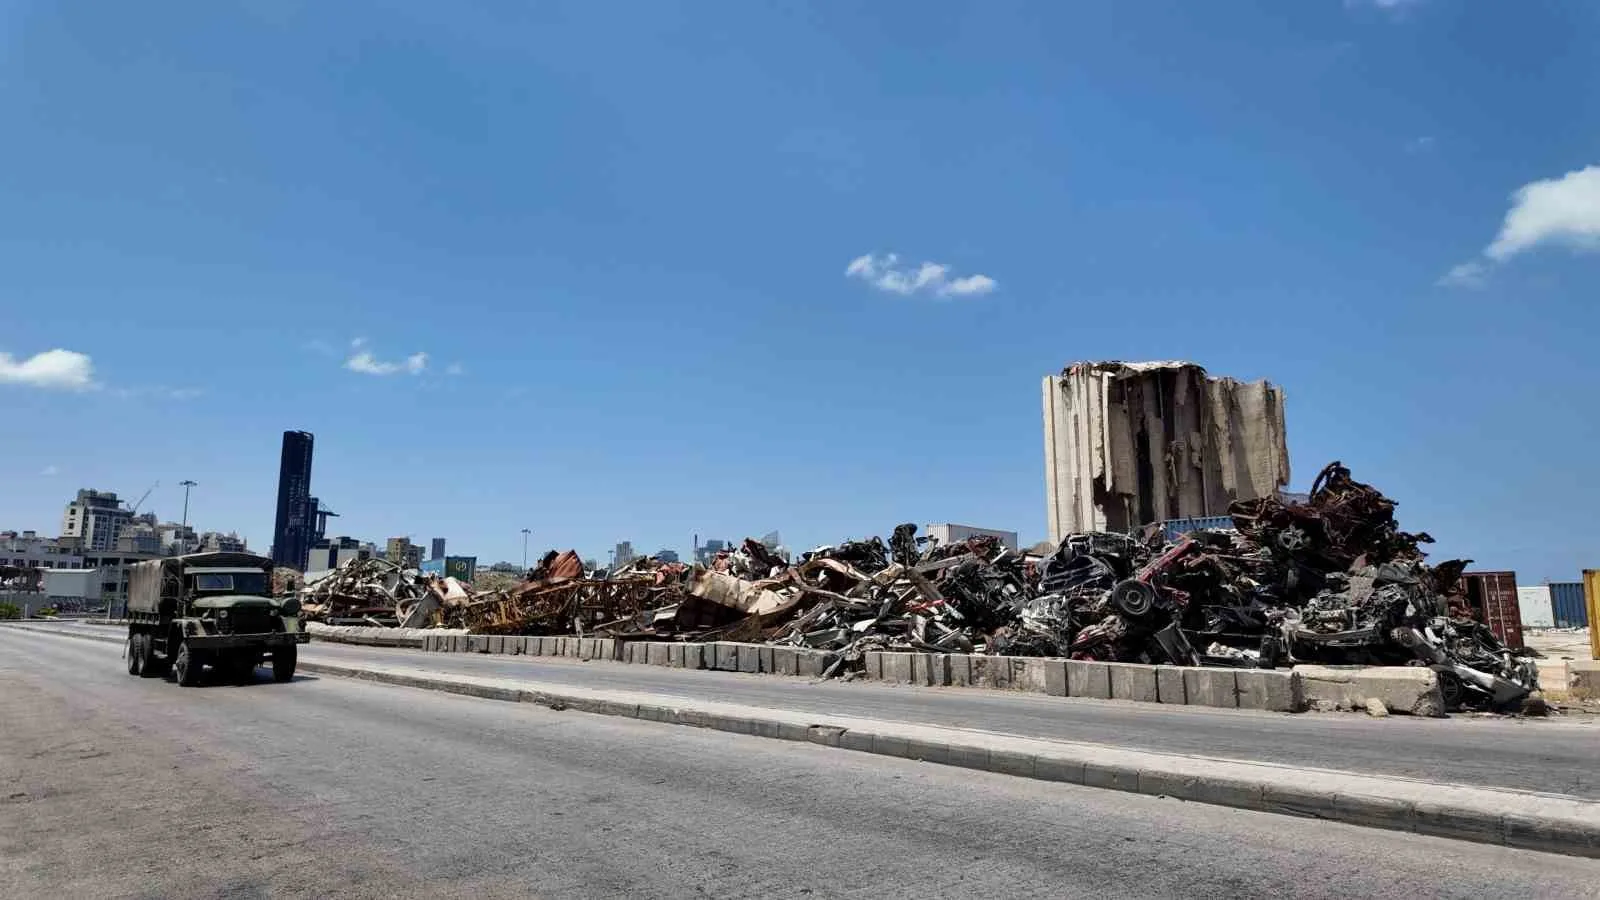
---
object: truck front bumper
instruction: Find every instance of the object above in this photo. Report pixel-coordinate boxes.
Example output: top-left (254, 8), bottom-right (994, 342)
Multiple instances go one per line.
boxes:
top-left (185, 632), bottom-right (310, 650)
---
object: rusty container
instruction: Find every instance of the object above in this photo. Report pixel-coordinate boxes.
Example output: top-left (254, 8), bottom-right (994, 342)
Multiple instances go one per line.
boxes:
top-left (1460, 571), bottom-right (1523, 649)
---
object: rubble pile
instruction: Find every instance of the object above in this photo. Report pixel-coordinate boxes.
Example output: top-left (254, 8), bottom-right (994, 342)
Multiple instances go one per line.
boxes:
top-left (295, 461), bottom-right (1538, 711)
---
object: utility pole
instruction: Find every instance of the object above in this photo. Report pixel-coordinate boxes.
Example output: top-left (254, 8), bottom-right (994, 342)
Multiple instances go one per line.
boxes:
top-left (179, 480), bottom-right (198, 553)
top-left (521, 528), bottom-right (531, 571)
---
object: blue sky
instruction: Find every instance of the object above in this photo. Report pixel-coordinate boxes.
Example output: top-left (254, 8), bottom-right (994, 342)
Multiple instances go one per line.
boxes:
top-left (2, 1), bottom-right (1597, 580)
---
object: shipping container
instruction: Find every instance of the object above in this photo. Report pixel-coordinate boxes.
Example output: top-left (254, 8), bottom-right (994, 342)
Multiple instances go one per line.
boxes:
top-left (1459, 571), bottom-right (1523, 649)
top-left (1516, 586), bottom-right (1553, 628)
top-left (1550, 582), bottom-right (1588, 629)
top-left (1154, 515), bottom-right (1237, 541)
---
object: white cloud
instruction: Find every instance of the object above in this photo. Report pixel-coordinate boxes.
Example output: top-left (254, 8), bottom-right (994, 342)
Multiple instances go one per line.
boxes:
top-left (0, 349), bottom-right (96, 390)
top-left (1485, 165), bottom-right (1600, 262)
top-left (40, 465), bottom-right (58, 477)
top-left (845, 253), bottom-right (998, 298)
top-left (1405, 136), bottom-right (1435, 154)
top-left (344, 341), bottom-right (429, 376)
top-left (1436, 261), bottom-right (1486, 289)
top-left (1438, 163), bottom-right (1600, 288)
top-left (445, 363), bottom-right (464, 376)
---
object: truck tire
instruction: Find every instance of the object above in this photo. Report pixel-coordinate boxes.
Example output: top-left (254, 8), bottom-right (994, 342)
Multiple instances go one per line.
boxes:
top-left (138, 634), bottom-right (165, 678)
top-left (174, 641), bottom-right (204, 687)
top-left (127, 634), bottom-right (143, 676)
top-left (272, 645), bottom-right (297, 683)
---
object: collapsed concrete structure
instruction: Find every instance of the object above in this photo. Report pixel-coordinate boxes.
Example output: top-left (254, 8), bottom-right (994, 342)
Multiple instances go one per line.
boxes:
top-left (1042, 361), bottom-right (1290, 543)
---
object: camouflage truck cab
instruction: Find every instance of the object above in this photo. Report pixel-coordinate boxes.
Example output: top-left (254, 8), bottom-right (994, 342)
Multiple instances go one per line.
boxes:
top-left (125, 551), bottom-right (308, 686)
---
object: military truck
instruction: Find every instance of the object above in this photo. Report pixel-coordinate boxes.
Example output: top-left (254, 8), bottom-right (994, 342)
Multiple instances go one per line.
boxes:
top-left (125, 551), bottom-right (308, 686)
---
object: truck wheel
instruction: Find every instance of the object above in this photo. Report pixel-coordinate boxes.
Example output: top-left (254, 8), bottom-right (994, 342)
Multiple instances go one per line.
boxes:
top-left (174, 641), bottom-right (204, 686)
top-left (272, 646), bottom-right (297, 683)
top-left (127, 634), bottom-right (143, 676)
top-left (138, 634), bottom-right (165, 678)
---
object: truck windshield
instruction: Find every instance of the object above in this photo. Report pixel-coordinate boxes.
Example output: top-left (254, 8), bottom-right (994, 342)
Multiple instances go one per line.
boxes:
top-left (193, 573), bottom-right (270, 594)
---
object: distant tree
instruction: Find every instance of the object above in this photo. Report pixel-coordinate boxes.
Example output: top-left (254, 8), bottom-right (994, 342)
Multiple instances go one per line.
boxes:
top-left (36, 607), bottom-right (58, 618)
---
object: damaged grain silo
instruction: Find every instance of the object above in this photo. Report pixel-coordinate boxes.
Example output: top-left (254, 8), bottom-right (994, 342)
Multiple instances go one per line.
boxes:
top-left (1041, 361), bottom-right (1289, 543)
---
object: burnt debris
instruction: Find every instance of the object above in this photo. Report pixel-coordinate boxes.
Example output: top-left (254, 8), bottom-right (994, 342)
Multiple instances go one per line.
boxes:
top-left (297, 461), bottom-right (1538, 711)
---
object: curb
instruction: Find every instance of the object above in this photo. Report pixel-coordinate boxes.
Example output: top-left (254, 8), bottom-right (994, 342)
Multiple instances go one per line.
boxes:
top-left (11, 623), bottom-right (1599, 858)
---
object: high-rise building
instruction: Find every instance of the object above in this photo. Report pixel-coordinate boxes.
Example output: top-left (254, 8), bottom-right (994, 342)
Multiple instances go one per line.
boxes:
top-left (199, 531), bottom-right (248, 553)
top-left (271, 431), bottom-right (315, 571)
top-left (694, 538), bottom-right (729, 567)
top-left (431, 537), bottom-right (446, 561)
top-left (307, 536), bottom-right (372, 572)
top-left (61, 489), bottom-right (133, 552)
top-left (1041, 361), bottom-right (1289, 542)
top-left (386, 536), bottom-right (422, 569)
top-left (613, 541), bottom-right (636, 568)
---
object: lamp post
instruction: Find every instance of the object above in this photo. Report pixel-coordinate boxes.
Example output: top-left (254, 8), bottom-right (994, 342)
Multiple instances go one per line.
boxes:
top-left (521, 528), bottom-right (531, 571)
top-left (179, 480), bottom-right (197, 553)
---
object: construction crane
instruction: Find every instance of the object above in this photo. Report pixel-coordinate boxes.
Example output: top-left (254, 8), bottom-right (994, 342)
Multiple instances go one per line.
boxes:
top-left (127, 481), bottom-right (159, 515)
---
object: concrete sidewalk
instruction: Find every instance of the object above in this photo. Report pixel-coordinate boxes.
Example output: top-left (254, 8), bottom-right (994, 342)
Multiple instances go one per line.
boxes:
top-left (10, 622), bottom-right (1599, 859)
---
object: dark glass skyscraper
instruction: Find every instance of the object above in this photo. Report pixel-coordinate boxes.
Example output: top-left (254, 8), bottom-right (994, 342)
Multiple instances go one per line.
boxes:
top-left (271, 431), bottom-right (315, 570)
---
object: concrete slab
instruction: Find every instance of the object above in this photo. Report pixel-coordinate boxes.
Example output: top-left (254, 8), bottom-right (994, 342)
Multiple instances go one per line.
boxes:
top-left (772, 647), bottom-right (799, 676)
top-left (681, 643), bottom-right (706, 670)
top-left (1568, 660), bottom-right (1600, 701)
top-left (1107, 662), bottom-right (1159, 703)
top-left (1236, 670), bottom-right (1303, 712)
top-left (467, 635), bottom-right (489, 654)
top-left (757, 645), bottom-right (776, 674)
top-left (647, 642), bottom-right (673, 667)
top-left (914, 654), bottom-right (950, 687)
top-left (863, 651), bottom-right (884, 680)
top-left (1009, 657), bottom-right (1052, 694)
top-left (713, 642), bottom-right (740, 672)
top-left (1295, 665), bottom-right (1443, 717)
top-left (1067, 660), bottom-right (1111, 699)
top-left (737, 643), bottom-right (761, 674)
top-left (796, 650), bottom-right (834, 678)
top-left (1043, 658), bottom-right (1068, 696)
top-left (948, 654), bottom-right (972, 687)
top-left (971, 654), bottom-right (1010, 689)
top-left (882, 652), bottom-right (915, 684)
top-left (1183, 668), bottom-right (1238, 708)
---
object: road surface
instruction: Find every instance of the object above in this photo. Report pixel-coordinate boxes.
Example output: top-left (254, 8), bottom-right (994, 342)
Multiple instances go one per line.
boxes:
top-left (2, 627), bottom-right (1597, 899)
top-left (24, 620), bottom-right (1594, 796)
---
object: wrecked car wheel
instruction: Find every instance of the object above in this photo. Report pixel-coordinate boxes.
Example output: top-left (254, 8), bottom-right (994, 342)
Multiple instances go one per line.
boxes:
top-left (1436, 670), bottom-right (1464, 710)
top-left (1276, 526), bottom-right (1310, 552)
top-left (1111, 580), bottom-right (1157, 618)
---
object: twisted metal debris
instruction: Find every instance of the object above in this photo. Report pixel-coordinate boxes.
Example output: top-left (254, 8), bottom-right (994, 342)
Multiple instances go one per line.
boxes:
top-left (299, 461), bottom-right (1538, 711)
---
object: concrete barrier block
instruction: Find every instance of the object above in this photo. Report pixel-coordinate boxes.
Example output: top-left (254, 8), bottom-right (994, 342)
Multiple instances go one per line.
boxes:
top-left (597, 638), bottom-right (619, 661)
top-left (1295, 665), bottom-right (1443, 716)
top-left (1009, 657), bottom-right (1052, 693)
top-left (1108, 663), bottom-right (1160, 703)
top-left (882, 652), bottom-right (915, 684)
top-left (1184, 668), bottom-right (1239, 708)
top-left (1567, 661), bottom-right (1600, 701)
top-left (1155, 665), bottom-right (1186, 703)
top-left (713, 642), bottom-right (740, 671)
top-left (971, 654), bottom-right (1011, 689)
top-left (1043, 658), bottom-right (1068, 696)
top-left (863, 651), bottom-right (884, 680)
top-left (757, 645), bottom-right (776, 674)
top-left (468, 635), bottom-right (490, 654)
top-left (667, 643), bottom-right (685, 668)
top-left (488, 635), bottom-right (507, 654)
top-left (533, 636), bottom-right (553, 656)
top-left (737, 643), bottom-right (761, 674)
top-left (947, 654), bottom-right (972, 687)
top-left (1067, 660), bottom-right (1112, 699)
top-left (914, 653), bottom-right (951, 687)
top-left (504, 636), bottom-right (523, 655)
top-left (682, 643), bottom-right (705, 670)
top-left (796, 649), bottom-right (835, 678)
top-left (772, 647), bottom-right (799, 677)
top-left (1236, 669), bottom-right (1303, 712)
top-left (641, 642), bottom-right (667, 666)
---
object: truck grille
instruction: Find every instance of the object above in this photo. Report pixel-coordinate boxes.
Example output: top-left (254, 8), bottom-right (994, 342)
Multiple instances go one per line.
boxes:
top-left (223, 608), bottom-right (277, 635)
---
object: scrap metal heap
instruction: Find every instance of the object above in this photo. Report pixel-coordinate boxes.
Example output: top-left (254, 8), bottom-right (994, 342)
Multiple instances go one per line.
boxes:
top-left (295, 462), bottom-right (1537, 711)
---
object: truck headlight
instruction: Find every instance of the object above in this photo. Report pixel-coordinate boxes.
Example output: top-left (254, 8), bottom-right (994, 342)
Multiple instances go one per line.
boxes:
top-left (218, 609), bottom-right (230, 619)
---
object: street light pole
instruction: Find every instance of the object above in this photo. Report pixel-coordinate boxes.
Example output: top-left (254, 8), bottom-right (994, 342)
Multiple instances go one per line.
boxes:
top-left (179, 480), bottom-right (197, 553)
top-left (521, 528), bottom-right (531, 571)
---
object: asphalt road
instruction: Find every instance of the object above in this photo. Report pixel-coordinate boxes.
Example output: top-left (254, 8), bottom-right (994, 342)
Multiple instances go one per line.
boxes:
top-left (3, 628), bottom-right (1599, 899)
